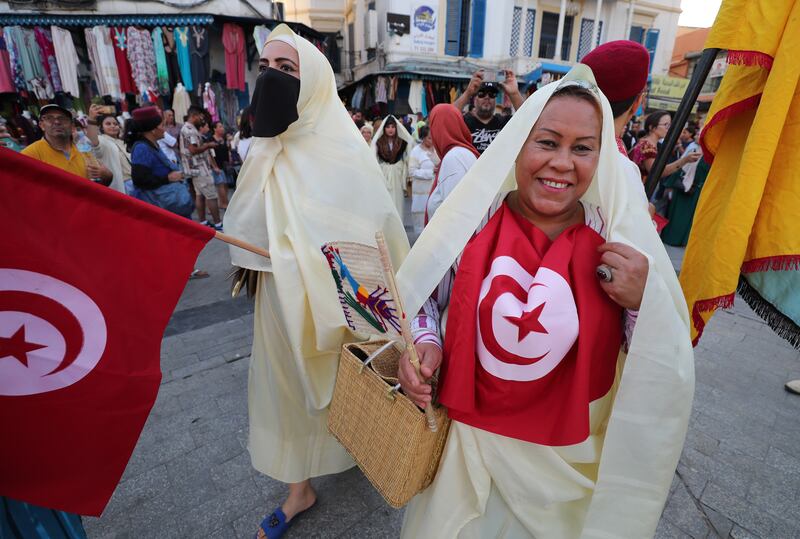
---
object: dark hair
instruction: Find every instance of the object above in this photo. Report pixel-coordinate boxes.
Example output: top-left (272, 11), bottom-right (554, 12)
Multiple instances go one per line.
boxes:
top-left (213, 121), bottom-right (224, 130)
top-left (683, 123), bottom-right (698, 137)
top-left (418, 125), bottom-right (429, 139)
top-left (550, 85), bottom-right (601, 114)
top-left (239, 107), bottom-right (252, 139)
top-left (187, 105), bottom-right (205, 118)
top-left (609, 93), bottom-right (639, 119)
top-left (97, 114), bottom-right (119, 135)
top-left (644, 110), bottom-right (670, 134)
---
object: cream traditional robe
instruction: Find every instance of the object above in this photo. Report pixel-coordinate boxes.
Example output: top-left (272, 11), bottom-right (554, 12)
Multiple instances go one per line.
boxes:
top-left (223, 25), bottom-right (409, 483)
top-left (396, 66), bottom-right (695, 538)
top-left (372, 115), bottom-right (414, 222)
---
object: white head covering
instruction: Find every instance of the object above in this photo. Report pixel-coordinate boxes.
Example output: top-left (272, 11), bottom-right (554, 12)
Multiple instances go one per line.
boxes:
top-left (397, 65), bottom-right (694, 537)
top-left (224, 25), bottom-right (409, 407)
top-left (371, 115), bottom-right (415, 158)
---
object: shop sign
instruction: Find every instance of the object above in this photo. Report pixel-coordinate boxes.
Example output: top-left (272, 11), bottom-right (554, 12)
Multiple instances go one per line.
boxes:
top-left (388, 13), bottom-right (410, 35)
top-left (411, 2), bottom-right (437, 54)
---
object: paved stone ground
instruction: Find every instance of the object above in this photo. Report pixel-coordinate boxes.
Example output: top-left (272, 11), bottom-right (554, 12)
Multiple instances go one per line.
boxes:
top-left (83, 225), bottom-right (800, 538)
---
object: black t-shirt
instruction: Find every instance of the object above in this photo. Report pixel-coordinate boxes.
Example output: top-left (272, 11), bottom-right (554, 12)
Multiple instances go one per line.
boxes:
top-left (463, 113), bottom-right (511, 153)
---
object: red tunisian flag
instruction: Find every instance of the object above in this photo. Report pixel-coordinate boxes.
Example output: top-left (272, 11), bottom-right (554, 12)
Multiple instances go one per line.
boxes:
top-left (0, 149), bottom-right (214, 515)
top-left (440, 202), bottom-right (623, 446)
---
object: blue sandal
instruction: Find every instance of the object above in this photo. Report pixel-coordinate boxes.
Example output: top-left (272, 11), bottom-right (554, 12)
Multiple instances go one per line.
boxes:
top-left (255, 508), bottom-right (289, 539)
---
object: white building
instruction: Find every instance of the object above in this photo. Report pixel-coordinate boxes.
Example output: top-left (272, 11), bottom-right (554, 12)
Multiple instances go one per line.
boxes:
top-left (333, 0), bottom-right (681, 108)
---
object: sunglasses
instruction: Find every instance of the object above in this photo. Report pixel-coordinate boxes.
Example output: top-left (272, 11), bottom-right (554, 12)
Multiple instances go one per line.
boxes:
top-left (477, 91), bottom-right (497, 99)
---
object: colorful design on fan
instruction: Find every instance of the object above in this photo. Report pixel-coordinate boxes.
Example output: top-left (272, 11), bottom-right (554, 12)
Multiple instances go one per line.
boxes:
top-left (321, 244), bottom-right (400, 334)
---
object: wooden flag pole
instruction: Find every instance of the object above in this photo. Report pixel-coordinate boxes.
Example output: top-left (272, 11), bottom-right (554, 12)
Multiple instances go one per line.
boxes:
top-left (214, 231), bottom-right (270, 258)
top-left (375, 231), bottom-right (438, 433)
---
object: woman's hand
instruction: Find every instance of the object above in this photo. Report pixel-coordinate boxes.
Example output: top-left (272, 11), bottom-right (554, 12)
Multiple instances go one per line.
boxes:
top-left (597, 242), bottom-right (649, 310)
top-left (681, 150), bottom-right (701, 165)
top-left (398, 342), bottom-right (443, 409)
top-left (168, 171), bottom-right (184, 182)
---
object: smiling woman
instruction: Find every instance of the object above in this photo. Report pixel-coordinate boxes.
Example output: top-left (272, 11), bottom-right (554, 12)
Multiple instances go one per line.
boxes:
top-left (395, 65), bottom-right (694, 538)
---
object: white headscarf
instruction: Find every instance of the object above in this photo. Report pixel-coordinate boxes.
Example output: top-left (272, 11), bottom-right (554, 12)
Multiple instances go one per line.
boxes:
top-left (397, 65), bottom-right (694, 537)
top-left (223, 25), bottom-right (409, 407)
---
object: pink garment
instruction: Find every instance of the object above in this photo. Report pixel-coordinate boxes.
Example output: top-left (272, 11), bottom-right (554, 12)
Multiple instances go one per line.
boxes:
top-left (0, 29), bottom-right (14, 93)
top-left (203, 83), bottom-right (218, 123)
top-left (34, 28), bottom-right (62, 94)
top-left (222, 23), bottom-right (245, 91)
top-left (126, 26), bottom-right (157, 96)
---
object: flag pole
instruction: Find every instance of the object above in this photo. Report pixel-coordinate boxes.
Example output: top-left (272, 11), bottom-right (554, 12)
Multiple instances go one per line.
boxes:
top-left (645, 47), bottom-right (720, 199)
top-left (214, 231), bottom-right (270, 258)
top-left (375, 231), bottom-right (439, 433)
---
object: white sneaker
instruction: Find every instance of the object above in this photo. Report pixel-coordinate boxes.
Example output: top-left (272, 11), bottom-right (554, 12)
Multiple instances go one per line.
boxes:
top-left (785, 380), bottom-right (800, 395)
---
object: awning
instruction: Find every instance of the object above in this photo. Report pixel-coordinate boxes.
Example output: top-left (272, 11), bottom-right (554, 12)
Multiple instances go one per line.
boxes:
top-left (0, 13), bottom-right (214, 27)
top-left (521, 61), bottom-right (572, 84)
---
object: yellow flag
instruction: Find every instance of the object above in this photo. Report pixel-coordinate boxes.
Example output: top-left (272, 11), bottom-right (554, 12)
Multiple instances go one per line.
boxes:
top-left (681, 0), bottom-right (800, 344)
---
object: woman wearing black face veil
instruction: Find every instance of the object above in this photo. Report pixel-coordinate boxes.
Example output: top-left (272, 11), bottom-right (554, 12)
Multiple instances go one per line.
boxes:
top-left (222, 25), bottom-right (409, 539)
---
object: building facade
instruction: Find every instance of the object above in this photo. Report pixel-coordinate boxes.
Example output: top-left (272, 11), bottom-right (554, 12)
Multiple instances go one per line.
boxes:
top-left (334, 0), bottom-right (682, 87)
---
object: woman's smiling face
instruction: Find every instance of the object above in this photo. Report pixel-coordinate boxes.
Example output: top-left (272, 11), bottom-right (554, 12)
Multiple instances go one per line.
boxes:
top-left (514, 94), bottom-right (601, 224)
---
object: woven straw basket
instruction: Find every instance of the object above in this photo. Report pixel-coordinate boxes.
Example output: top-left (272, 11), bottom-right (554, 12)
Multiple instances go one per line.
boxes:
top-left (328, 339), bottom-right (450, 508)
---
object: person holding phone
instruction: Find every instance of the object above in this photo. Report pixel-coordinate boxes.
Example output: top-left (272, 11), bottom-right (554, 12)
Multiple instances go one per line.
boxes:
top-left (452, 69), bottom-right (525, 153)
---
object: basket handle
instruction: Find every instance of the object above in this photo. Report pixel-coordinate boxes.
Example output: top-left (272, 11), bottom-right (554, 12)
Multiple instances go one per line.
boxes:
top-left (375, 231), bottom-right (439, 433)
top-left (358, 340), bottom-right (397, 374)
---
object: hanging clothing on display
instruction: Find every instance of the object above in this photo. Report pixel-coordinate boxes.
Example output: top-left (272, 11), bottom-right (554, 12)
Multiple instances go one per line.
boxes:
top-left (84, 27), bottom-right (109, 97)
top-left (3, 27), bottom-right (26, 94)
top-left (93, 26), bottom-right (121, 99)
top-left (408, 79), bottom-right (423, 114)
top-left (34, 28), bottom-right (62, 94)
top-left (252, 24), bottom-right (271, 53)
top-left (151, 27), bottom-right (171, 95)
top-left (222, 23), bottom-right (246, 91)
top-left (375, 76), bottom-right (388, 104)
top-left (172, 82), bottom-right (191, 123)
top-left (51, 26), bottom-right (80, 97)
top-left (203, 82), bottom-right (218, 123)
top-left (162, 27), bottom-right (181, 91)
top-left (189, 26), bottom-right (209, 88)
top-left (173, 26), bottom-right (193, 91)
top-left (16, 27), bottom-right (53, 100)
top-left (350, 84), bottom-right (365, 110)
top-left (126, 26), bottom-right (158, 96)
top-left (0, 28), bottom-right (16, 93)
top-left (111, 27), bottom-right (135, 94)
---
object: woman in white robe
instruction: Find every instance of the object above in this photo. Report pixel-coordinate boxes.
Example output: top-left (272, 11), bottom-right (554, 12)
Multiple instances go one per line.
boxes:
top-left (407, 125), bottom-right (439, 235)
top-left (223, 25), bottom-right (409, 539)
top-left (395, 65), bottom-right (694, 539)
top-left (372, 115), bottom-right (414, 221)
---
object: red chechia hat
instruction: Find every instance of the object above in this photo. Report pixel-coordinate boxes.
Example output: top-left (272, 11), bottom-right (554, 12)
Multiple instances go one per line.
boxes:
top-left (581, 40), bottom-right (650, 102)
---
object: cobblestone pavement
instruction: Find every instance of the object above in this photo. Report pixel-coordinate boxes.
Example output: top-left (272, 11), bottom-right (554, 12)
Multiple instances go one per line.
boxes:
top-left (83, 236), bottom-right (800, 538)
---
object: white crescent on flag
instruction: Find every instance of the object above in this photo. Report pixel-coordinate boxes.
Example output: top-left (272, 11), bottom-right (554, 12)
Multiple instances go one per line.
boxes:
top-left (0, 268), bottom-right (107, 396)
top-left (476, 256), bottom-right (579, 381)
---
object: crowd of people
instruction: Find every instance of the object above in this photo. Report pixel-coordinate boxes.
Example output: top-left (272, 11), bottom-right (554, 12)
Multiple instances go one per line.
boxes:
top-left (3, 32), bottom-right (723, 539)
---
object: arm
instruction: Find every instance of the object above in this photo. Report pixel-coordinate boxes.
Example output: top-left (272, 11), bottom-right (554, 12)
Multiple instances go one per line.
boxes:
top-left (499, 69), bottom-right (525, 110)
top-left (453, 70), bottom-right (485, 112)
top-left (642, 146), bottom-right (700, 179)
top-left (85, 104), bottom-right (103, 147)
top-left (427, 150), bottom-right (475, 218)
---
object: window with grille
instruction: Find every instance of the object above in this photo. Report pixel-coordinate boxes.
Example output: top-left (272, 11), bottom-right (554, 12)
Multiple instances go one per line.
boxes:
top-left (510, 6), bottom-right (522, 56)
top-left (524, 9), bottom-right (536, 56)
top-left (577, 18), bottom-right (603, 61)
top-left (539, 12), bottom-right (573, 60)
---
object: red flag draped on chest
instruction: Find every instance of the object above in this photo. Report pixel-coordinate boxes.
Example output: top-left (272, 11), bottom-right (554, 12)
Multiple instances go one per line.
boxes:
top-left (0, 149), bottom-right (213, 515)
top-left (440, 202), bottom-right (622, 446)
